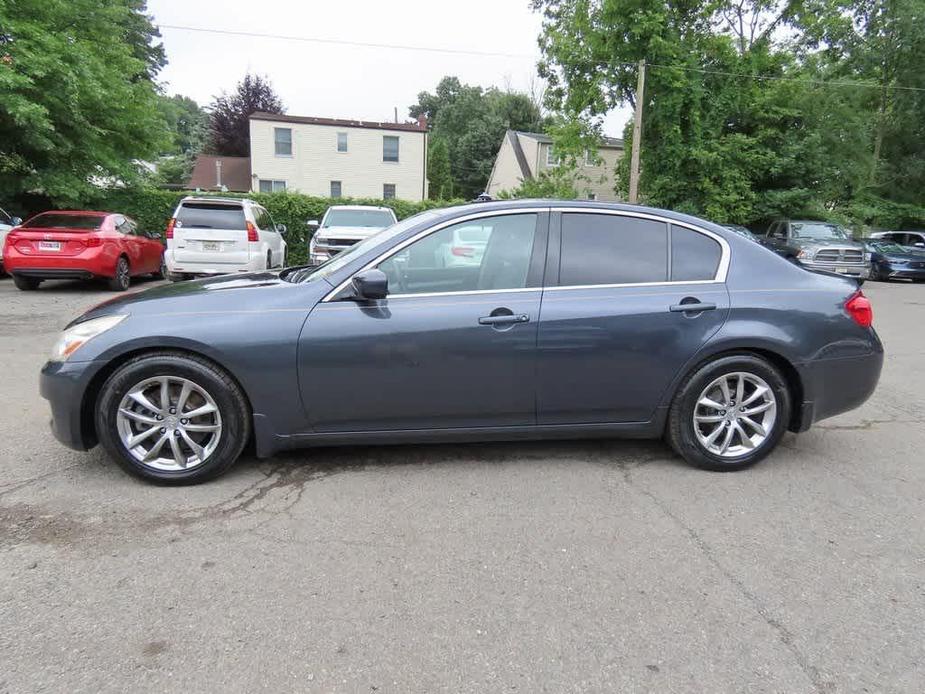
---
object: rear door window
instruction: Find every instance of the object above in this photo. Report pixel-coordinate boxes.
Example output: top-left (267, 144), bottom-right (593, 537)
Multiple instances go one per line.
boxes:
top-left (559, 213), bottom-right (668, 286)
top-left (176, 203), bottom-right (247, 230)
top-left (670, 225), bottom-right (721, 281)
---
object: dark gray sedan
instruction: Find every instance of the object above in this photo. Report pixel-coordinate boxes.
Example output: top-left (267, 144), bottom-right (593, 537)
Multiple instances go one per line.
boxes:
top-left (40, 200), bottom-right (883, 484)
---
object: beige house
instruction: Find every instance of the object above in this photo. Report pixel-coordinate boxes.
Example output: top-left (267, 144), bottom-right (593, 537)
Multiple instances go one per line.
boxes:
top-left (249, 112), bottom-right (428, 201)
top-left (485, 130), bottom-right (624, 201)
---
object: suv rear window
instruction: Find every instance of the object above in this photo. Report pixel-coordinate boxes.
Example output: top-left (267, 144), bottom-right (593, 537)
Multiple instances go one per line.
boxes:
top-left (176, 203), bottom-right (246, 229)
top-left (22, 214), bottom-right (104, 230)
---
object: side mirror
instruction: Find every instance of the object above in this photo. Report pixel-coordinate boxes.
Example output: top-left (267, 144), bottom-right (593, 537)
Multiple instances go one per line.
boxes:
top-left (306, 220), bottom-right (319, 230)
top-left (147, 231), bottom-right (162, 240)
top-left (11, 217), bottom-right (22, 226)
top-left (915, 242), bottom-right (925, 248)
top-left (276, 223), bottom-right (287, 234)
top-left (351, 269), bottom-right (388, 300)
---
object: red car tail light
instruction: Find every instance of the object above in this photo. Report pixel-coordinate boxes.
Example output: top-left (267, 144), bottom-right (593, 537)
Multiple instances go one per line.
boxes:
top-left (845, 290), bottom-right (873, 328)
top-left (83, 237), bottom-right (102, 247)
top-left (246, 221), bottom-right (258, 242)
top-left (166, 217), bottom-right (176, 239)
top-left (451, 245), bottom-right (475, 258)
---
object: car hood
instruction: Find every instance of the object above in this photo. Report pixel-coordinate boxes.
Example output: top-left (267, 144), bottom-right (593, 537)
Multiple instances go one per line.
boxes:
top-left (314, 226), bottom-right (387, 240)
top-left (879, 250), bottom-right (925, 262)
top-left (70, 271), bottom-right (316, 326)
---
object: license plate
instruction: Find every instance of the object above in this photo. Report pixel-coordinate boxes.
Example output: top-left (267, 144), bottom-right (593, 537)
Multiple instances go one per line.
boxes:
top-left (202, 241), bottom-right (220, 251)
top-left (835, 267), bottom-right (852, 274)
top-left (38, 241), bottom-right (61, 251)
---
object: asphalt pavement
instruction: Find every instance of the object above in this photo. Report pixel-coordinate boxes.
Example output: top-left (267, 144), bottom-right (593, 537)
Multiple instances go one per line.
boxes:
top-left (1, 275), bottom-right (923, 693)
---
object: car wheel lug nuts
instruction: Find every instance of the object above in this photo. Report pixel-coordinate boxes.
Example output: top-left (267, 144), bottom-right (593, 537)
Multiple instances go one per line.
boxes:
top-left (159, 427), bottom-right (166, 433)
top-left (169, 408), bottom-right (176, 415)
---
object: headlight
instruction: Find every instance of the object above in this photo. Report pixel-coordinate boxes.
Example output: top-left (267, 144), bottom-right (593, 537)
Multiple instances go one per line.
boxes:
top-left (864, 252), bottom-right (872, 262)
top-left (796, 248), bottom-right (810, 260)
top-left (50, 315), bottom-right (127, 362)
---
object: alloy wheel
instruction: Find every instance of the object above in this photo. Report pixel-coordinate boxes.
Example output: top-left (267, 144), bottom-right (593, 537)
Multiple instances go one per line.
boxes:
top-left (115, 376), bottom-right (222, 471)
top-left (692, 372), bottom-right (777, 458)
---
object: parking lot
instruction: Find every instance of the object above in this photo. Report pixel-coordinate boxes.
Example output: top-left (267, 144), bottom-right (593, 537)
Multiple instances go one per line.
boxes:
top-left (0, 276), bottom-right (923, 693)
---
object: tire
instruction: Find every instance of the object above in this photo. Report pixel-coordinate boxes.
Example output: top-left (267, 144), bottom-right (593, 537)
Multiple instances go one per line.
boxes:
top-left (108, 256), bottom-right (131, 291)
top-left (95, 352), bottom-right (251, 485)
top-left (166, 271), bottom-right (186, 283)
top-left (13, 275), bottom-right (41, 291)
top-left (666, 354), bottom-right (791, 472)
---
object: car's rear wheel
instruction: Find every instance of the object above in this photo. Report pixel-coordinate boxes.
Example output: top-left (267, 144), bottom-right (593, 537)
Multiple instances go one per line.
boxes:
top-left (95, 352), bottom-right (251, 484)
top-left (153, 253), bottom-right (166, 279)
top-left (13, 275), bottom-right (41, 291)
top-left (108, 257), bottom-right (131, 291)
top-left (667, 354), bottom-right (791, 471)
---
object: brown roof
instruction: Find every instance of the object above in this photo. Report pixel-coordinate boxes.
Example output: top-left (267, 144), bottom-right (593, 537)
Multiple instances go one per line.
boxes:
top-left (250, 111), bottom-right (428, 133)
top-left (187, 155), bottom-right (251, 192)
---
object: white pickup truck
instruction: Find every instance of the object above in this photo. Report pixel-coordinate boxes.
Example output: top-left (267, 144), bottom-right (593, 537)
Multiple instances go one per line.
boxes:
top-left (307, 205), bottom-right (398, 265)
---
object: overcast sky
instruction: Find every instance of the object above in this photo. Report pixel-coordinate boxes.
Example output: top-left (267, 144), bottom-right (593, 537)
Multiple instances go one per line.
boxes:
top-left (147, 0), bottom-right (632, 137)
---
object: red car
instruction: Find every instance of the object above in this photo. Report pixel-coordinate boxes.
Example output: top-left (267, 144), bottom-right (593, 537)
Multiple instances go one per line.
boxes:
top-left (2, 211), bottom-right (165, 291)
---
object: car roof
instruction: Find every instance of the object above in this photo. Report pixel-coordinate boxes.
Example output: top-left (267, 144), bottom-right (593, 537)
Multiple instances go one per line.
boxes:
top-left (180, 196), bottom-right (254, 206)
top-left (325, 205), bottom-right (396, 212)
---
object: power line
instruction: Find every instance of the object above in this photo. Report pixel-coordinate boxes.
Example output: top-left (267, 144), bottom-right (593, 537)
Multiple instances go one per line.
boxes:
top-left (157, 24), bottom-right (537, 60)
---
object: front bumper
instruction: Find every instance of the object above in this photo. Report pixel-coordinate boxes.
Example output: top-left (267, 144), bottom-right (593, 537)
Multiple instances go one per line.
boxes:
top-left (39, 359), bottom-right (103, 452)
top-left (880, 263), bottom-right (925, 280)
top-left (799, 261), bottom-right (870, 279)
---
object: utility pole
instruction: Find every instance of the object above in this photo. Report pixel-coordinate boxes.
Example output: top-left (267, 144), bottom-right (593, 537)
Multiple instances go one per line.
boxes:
top-left (628, 59), bottom-right (646, 204)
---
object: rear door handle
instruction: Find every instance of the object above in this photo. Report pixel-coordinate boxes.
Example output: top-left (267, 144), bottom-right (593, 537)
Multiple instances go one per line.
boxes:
top-left (478, 314), bottom-right (530, 325)
top-left (669, 302), bottom-right (717, 313)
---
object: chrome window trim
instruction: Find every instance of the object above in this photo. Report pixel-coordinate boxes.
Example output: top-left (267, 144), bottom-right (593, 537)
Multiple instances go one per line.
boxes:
top-left (322, 206), bottom-right (731, 302)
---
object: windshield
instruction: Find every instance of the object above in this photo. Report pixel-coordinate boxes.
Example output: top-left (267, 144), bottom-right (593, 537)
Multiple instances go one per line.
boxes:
top-left (286, 211), bottom-right (440, 283)
top-left (176, 203), bottom-right (246, 229)
top-left (21, 213), bottom-right (104, 230)
top-left (868, 241), bottom-right (906, 254)
top-left (791, 222), bottom-right (850, 241)
top-left (323, 209), bottom-right (395, 228)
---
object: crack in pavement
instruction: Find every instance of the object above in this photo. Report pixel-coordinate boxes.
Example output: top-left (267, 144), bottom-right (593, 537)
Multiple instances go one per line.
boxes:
top-left (615, 463), bottom-right (833, 694)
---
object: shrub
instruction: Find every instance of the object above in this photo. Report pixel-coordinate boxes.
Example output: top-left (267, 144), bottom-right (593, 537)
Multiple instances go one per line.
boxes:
top-left (84, 188), bottom-right (467, 265)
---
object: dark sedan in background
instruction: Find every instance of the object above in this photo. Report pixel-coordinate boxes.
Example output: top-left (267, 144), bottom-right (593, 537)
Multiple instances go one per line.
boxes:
top-left (864, 238), bottom-right (925, 282)
top-left (40, 201), bottom-right (883, 484)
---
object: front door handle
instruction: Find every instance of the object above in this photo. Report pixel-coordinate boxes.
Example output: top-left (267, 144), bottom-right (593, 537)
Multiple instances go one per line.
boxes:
top-left (669, 301), bottom-right (717, 313)
top-left (478, 313), bottom-right (530, 325)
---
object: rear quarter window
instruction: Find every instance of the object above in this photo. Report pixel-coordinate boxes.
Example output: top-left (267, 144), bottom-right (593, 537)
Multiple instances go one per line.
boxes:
top-left (670, 225), bottom-right (722, 281)
top-left (559, 213), bottom-right (668, 285)
top-left (176, 203), bottom-right (246, 229)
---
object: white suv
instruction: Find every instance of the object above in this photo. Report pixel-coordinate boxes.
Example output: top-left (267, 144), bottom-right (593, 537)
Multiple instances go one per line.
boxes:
top-left (165, 197), bottom-right (287, 281)
top-left (307, 205), bottom-right (397, 265)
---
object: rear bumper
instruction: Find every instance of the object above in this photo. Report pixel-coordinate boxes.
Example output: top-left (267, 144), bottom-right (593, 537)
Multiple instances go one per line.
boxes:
top-left (165, 250), bottom-right (264, 276)
top-left (794, 345), bottom-right (883, 431)
top-left (5, 247), bottom-right (113, 279)
top-left (40, 359), bottom-right (103, 451)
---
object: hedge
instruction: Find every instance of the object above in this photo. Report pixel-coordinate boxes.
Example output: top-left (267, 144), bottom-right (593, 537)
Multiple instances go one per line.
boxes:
top-left (84, 188), bottom-right (467, 265)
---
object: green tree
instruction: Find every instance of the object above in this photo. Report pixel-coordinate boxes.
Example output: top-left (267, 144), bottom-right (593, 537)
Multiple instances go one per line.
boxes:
top-left (207, 74), bottom-right (284, 157)
top-left (427, 137), bottom-right (453, 199)
top-left (410, 76), bottom-right (546, 199)
top-left (158, 94), bottom-right (208, 155)
top-left (532, 0), bottom-right (906, 225)
top-left (0, 0), bottom-right (168, 206)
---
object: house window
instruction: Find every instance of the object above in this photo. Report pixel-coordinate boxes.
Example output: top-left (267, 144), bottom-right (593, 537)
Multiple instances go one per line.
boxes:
top-left (274, 128), bottom-right (292, 156)
top-left (330, 180), bottom-right (342, 198)
top-left (584, 150), bottom-right (596, 166)
top-left (383, 136), bottom-right (399, 162)
top-left (546, 145), bottom-right (560, 167)
top-left (337, 132), bottom-right (348, 152)
top-left (259, 179), bottom-right (287, 193)
top-left (587, 192), bottom-right (597, 201)
top-left (383, 184), bottom-right (396, 200)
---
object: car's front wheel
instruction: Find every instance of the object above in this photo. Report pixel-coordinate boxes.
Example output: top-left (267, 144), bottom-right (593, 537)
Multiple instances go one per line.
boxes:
top-left (95, 352), bottom-right (251, 484)
top-left (666, 354), bottom-right (791, 471)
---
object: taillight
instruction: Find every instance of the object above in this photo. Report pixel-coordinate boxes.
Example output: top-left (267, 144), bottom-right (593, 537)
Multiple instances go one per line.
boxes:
top-left (166, 218), bottom-right (176, 239)
top-left (246, 221), bottom-right (258, 242)
top-left (845, 290), bottom-right (873, 328)
top-left (451, 245), bottom-right (475, 257)
top-left (83, 237), bottom-right (102, 247)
